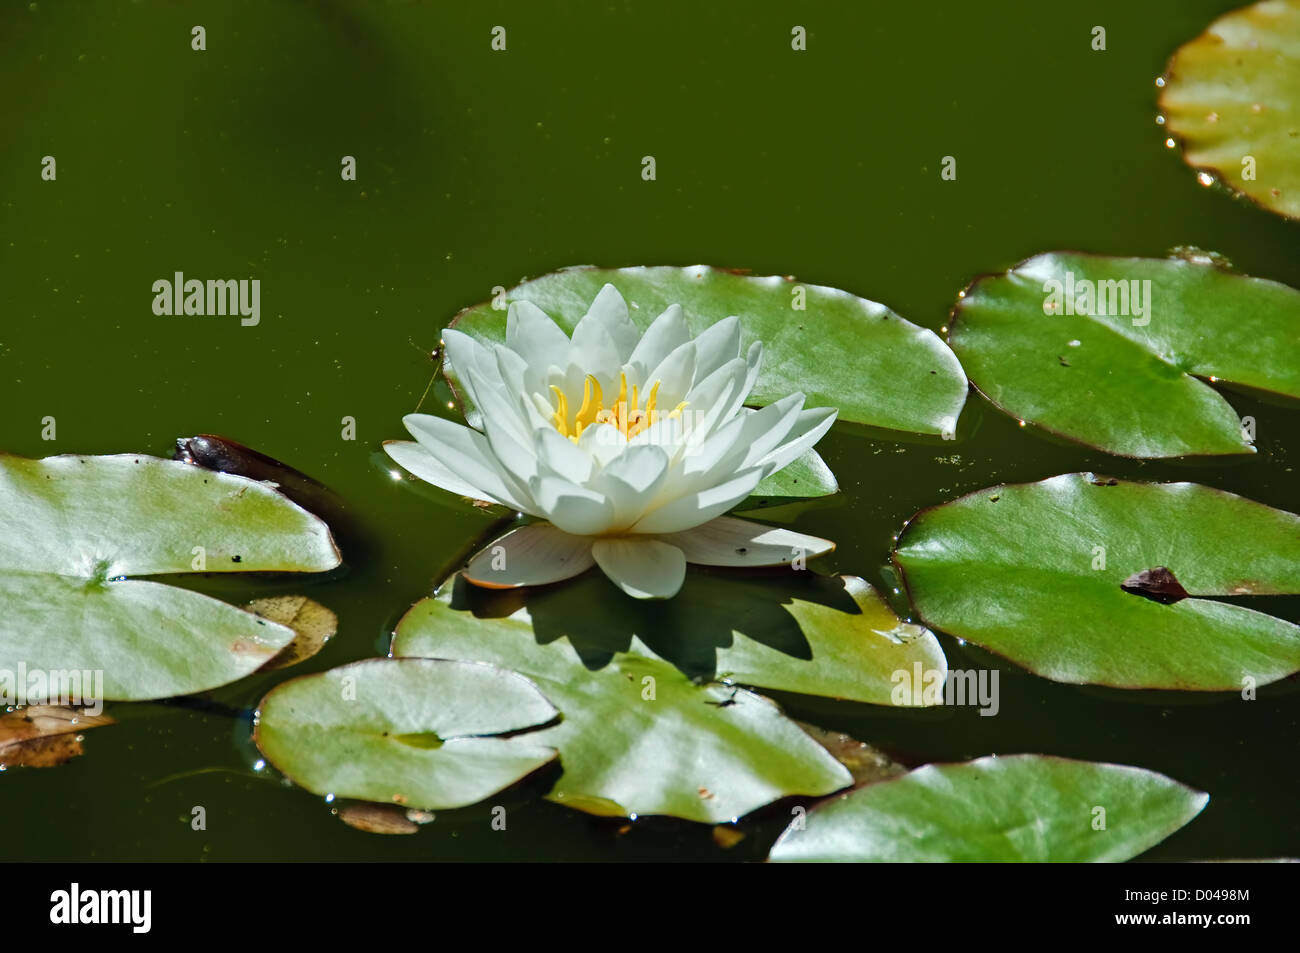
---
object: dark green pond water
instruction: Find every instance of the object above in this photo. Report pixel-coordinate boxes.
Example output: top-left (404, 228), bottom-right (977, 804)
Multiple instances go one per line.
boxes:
top-left (2, 0), bottom-right (1297, 861)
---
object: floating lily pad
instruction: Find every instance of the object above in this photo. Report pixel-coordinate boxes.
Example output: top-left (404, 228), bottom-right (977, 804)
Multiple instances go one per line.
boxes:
top-left (254, 658), bottom-right (559, 811)
top-left (746, 447), bottom-right (839, 504)
top-left (449, 265), bottom-right (967, 437)
top-left (1160, 0), bottom-right (1300, 221)
top-left (950, 253), bottom-right (1300, 457)
top-left (392, 575), bottom-right (864, 822)
top-left (0, 454), bottom-right (341, 700)
top-left (893, 472), bottom-right (1300, 690)
top-left (769, 755), bottom-right (1209, 862)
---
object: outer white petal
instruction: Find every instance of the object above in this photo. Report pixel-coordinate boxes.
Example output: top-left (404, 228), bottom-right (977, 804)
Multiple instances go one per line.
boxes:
top-left (463, 524), bottom-right (595, 589)
top-left (627, 303), bottom-right (690, 380)
top-left (492, 342), bottom-right (530, 393)
top-left (691, 315), bottom-right (742, 381)
top-left (506, 300), bottom-right (570, 372)
top-left (591, 538), bottom-right (687, 600)
top-left (655, 515), bottom-right (835, 567)
top-left (402, 414), bottom-right (534, 511)
top-left (529, 475), bottom-right (617, 535)
top-left (576, 283), bottom-right (640, 362)
top-left (716, 340), bottom-right (764, 421)
top-left (629, 465), bottom-right (768, 535)
top-left (384, 440), bottom-right (492, 503)
top-left (756, 407), bottom-right (838, 473)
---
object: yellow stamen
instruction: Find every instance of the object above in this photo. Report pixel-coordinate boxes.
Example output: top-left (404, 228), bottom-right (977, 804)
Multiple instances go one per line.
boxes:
top-left (549, 373), bottom-right (683, 442)
top-left (549, 385), bottom-right (570, 437)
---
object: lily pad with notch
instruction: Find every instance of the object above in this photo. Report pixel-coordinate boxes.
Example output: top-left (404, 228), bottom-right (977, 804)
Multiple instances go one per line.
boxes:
top-left (949, 252), bottom-right (1300, 458)
top-left (390, 572), bottom-right (902, 823)
top-left (254, 658), bottom-right (559, 811)
top-left (0, 454), bottom-right (341, 700)
top-left (893, 472), bottom-right (1300, 690)
top-left (448, 265), bottom-right (968, 438)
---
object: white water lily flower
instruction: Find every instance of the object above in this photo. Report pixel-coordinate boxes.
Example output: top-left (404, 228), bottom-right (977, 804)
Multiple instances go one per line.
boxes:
top-left (385, 284), bottom-right (838, 599)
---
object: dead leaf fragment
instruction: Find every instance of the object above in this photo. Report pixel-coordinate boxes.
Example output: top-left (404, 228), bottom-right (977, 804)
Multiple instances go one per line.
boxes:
top-left (1121, 567), bottom-right (1190, 605)
top-left (251, 595), bottom-right (339, 671)
top-left (0, 706), bottom-right (114, 768)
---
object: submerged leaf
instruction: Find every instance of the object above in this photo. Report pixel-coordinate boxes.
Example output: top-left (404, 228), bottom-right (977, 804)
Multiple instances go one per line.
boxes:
top-left (769, 755), bottom-right (1209, 862)
top-left (0, 706), bottom-right (114, 768)
top-left (250, 595), bottom-right (339, 671)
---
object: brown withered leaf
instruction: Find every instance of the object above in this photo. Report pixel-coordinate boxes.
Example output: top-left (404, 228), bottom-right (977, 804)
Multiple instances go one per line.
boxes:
top-left (335, 801), bottom-right (435, 835)
top-left (797, 722), bottom-right (906, 788)
top-left (251, 595), bottom-right (339, 671)
top-left (1121, 567), bottom-right (1190, 605)
top-left (0, 706), bottom-right (115, 768)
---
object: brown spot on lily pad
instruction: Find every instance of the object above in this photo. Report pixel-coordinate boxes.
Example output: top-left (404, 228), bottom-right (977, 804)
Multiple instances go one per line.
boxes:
top-left (1121, 567), bottom-right (1190, 605)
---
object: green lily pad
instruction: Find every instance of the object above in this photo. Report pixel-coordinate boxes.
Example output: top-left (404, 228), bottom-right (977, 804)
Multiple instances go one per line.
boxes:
top-left (950, 252), bottom-right (1300, 458)
top-left (746, 447), bottom-right (839, 504)
top-left (769, 754), bottom-right (1209, 862)
top-left (0, 454), bottom-right (341, 700)
top-left (392, 574), bottom-right (867, 822)
top-left (1160, 0), bottom-right (1300, 222)
top-left (893, 472), bottom-right (1300, 690)
top-left (254, 658), bottom-right (559, 811)
top-left (449, 265), bottom-right (967, 437)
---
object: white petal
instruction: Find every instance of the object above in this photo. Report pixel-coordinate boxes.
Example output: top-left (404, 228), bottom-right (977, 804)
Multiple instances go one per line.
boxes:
top-left (630, 465), bottom-right (767, 535)
top-left (691, 315), bottom-right (742, 381)
top-left (655, 515), bottom-right (834, 567)
top-left (384, 440), bottom-right (492, 502)
top-left (577, 422), bottom-right (628, 468)
top-left (576, 284), bottom-right (640, 362)
top-left (534, 427), bottom-right (594, 484)
top-left (402, 414), bottom-right (534, 511)
top-left (591, 538), bottom-right (687, 600)
top-left (627, 304), bottom-right (690, 380)
top-left (644, 339), bottom-right (697, 409)
top-left (529, 475), bottom-right (616, 535)
top-left (568, 315), bottom-right (622, 383)
top-left (463, 524), bottom-right (595, 589)
top-left (757, 407), bottom-right (838, 473)
top-left (591, 444), bottom-right (670, 527)
top-left (492, 342), bottom-right (530, 393)
top-left (716, 341), bottom-right (764, 421)
top-left (683, 395), bottom-right (802, 484)
top-left (507, 300), bottom-right (570, 372)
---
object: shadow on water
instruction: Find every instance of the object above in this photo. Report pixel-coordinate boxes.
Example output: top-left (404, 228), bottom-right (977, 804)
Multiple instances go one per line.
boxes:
top-left (446, 566), bottom-right (861, 682)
